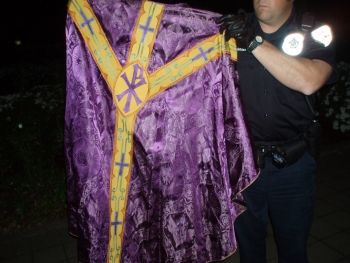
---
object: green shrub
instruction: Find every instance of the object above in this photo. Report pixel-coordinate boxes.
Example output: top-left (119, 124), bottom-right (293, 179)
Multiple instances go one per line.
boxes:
top-left (319, 61), bottom-right (350, 138)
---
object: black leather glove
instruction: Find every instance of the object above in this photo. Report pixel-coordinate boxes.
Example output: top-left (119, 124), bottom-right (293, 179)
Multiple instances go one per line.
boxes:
top-left (216, 9), bottom-right (254, 48)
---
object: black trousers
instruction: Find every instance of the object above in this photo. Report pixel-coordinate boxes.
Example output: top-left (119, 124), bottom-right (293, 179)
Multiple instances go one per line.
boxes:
top-left (234, 152), bottom-right (315, 263)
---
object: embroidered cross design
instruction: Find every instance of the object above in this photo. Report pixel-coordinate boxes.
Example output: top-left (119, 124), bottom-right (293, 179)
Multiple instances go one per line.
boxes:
top-left (115, 153), bottom-right (129, 176)
top-left (116, 64), bottom-right (146, 113)
top-left (139, 16), bottom-right (155, 43)
top-left (79, 9), bottom-right (94, 35)
top-left (192, 47), bottom-right (214, 62)
top-left (111, 212), bottom-right (123, 235)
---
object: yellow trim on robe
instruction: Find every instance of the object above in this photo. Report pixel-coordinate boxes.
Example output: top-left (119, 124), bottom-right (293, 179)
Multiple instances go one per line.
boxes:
top-left (149, 34), bottom-right (237, 98)
top-left (128, 1), bottom-right (165, 68)
top-left (68, 0), bottom-right (123, 92)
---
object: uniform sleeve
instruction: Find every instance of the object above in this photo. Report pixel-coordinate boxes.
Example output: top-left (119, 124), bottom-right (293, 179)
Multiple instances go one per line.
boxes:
top-left (302, 26), bottom-right (337, 84)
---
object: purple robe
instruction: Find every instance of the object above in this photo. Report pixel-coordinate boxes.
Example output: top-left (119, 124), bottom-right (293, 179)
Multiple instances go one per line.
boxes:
top-left (65, 0), bottom-right (258, 262)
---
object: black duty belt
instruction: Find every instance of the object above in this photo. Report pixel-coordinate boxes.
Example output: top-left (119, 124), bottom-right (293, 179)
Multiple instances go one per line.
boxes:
top-left (255, 137), bottom-right (307, 169)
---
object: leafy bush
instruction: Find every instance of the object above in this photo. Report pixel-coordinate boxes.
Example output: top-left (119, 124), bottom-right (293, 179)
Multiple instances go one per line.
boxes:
top-left (319, 61), bottom-right (350, 137)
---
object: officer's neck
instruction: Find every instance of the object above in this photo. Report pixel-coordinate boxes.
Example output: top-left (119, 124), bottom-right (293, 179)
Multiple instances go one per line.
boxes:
top-left (258, 8), bottom-right (293, 34)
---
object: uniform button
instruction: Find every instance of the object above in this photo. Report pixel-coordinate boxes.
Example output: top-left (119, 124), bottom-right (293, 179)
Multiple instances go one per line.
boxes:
top-left (265, 113), bottom-right (269, 117)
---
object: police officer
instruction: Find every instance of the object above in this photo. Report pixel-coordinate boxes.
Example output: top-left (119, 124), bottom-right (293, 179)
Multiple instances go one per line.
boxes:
top-left (216, 0), bottom-right (336, 262)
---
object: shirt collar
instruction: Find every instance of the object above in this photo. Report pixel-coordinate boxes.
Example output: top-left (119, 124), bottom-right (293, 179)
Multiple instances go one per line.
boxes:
top-left (254, 9), bottom-right (296, 42)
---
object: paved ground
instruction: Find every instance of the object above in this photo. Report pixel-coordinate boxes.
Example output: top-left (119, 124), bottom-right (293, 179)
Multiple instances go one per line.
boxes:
top-left (1, 141), bottom-right (349, 263)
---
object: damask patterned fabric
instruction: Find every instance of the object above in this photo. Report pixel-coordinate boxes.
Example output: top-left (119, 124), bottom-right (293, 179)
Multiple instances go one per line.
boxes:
top-left (65, 0), bottom-right (258, 262)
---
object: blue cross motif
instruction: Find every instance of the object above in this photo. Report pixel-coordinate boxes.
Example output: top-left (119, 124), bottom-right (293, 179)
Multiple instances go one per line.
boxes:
top-left (117, 64), bottom-right (146, 113)
top-left (192, 47), bottom-right (215, 62)
top-left (115, 153), bottom-right (129, 176)
top-left (111, 212), bottom-right (123, 235)
top-left (139, 16), bottom-right (155, 43)
top-left (79, 9), bottom-right (94, 35)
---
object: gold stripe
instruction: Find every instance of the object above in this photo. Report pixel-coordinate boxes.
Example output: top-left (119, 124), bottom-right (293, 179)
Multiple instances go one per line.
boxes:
top-left (108, 114), bottom-right (135, 263)
top-left (149, 34), bottom-right (237, 98)
top-left (68, 0), bottom-right (123, 91)
top-left (225, 37), bottom-right (238, 61)
top-left (128, 1), bottom-right (164, 68)
top-left (107, 2), bottom-right (164, 261)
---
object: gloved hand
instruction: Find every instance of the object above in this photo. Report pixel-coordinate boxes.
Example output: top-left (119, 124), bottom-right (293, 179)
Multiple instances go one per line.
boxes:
top-left (215, 9), bottom-right (254, 48)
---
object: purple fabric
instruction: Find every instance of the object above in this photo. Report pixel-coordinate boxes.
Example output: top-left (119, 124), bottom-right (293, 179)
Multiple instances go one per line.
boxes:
top-left (65, 0), bottom-right (258, 262)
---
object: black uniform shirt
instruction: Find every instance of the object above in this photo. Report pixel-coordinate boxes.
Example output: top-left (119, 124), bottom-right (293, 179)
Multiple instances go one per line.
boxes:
top-left (237, 12), bottom-right (336, 143)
